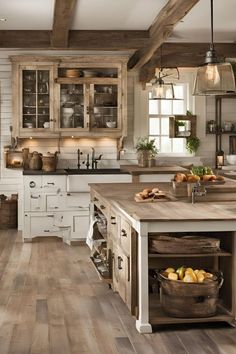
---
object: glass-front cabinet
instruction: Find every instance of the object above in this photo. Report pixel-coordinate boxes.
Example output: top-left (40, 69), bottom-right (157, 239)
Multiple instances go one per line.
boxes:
top-left (56, 67), bottom-right (121, 133)
top-left (19, 66), bottom-right (54, 135)
top-left (11, 56), bottom-right (127, 138)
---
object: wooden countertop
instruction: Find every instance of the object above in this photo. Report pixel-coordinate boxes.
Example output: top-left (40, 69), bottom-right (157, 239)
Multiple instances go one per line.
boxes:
top-left (120, 165), bottom-right (188, 175)
top-left (90, 181), bottom-right (236, 222)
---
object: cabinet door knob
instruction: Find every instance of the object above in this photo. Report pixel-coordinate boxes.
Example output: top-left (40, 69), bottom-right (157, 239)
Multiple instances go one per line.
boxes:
top-left (121, 229), bottom-right (127, 237)
top-left (93, 197), bottom-right (98, 202)
top-left (100, 205), bottom-right (105, 210)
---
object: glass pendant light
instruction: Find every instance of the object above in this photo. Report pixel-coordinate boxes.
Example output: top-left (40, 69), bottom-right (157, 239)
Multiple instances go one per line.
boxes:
top-left (151, 46), bottom-right (178, 100)
top-left (193, 0), bottom-right (235, 96)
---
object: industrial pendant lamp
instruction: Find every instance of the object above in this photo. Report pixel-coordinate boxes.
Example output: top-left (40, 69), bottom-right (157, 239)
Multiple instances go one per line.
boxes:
top-left (151, 46), bottom-right (178, 100)
top-left (193, 0), bottom-right (235, 95)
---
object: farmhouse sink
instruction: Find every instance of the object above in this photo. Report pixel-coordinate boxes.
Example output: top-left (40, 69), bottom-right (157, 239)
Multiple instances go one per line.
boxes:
top-left (66, 170), bottom-right (132, 192)
top-left (65, 168), bottom-right (129, 175)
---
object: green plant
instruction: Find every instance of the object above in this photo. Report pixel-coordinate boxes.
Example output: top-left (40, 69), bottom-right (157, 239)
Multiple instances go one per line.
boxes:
top-left (186, 136), bottom-right (200, 154)
top-left (176, 120), bottom-right (186, 127)
top-left (135, 136), bottom-right (158, 155)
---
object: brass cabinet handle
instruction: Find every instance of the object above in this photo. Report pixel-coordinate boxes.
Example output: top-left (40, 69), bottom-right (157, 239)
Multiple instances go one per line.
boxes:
top-left (118, 256), bottom-right (123, 270)
top-left (121, 228), bottom-right (127, 237)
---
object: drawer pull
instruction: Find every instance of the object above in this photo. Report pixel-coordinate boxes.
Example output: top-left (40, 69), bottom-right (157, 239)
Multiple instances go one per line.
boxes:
top-left (93, 197), bottom-right (98, 202)
top-left (47, 182), bottom-right (55, 185)
top-left (51, 206), bottom-right (59, 209)
top-left (118, 256), bottom-right (123, 270)
top-left (44, 230), bottom-right (50, 232)
top-left (31, 195), bottom-right (40, 199)
top-left (47, 215), bottom-right (54, 218)
top-left (100, 205), bottom-right (105, 210)
top-left (121, 229), bottom-right (127, 237)
top-left (111, 222), bottom-right (116, 225)
top-left (111, 216), bottom-right (116, 219)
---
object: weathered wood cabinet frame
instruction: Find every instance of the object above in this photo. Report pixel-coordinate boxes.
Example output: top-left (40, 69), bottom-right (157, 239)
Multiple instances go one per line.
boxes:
top-left (11, 55), bottom-right (128, 139)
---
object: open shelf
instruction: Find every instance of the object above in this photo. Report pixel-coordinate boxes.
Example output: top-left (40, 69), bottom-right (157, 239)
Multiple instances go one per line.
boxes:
top-left (148, 250), bottom-right (231, 258)
top-left (149, 294), bottom-right (234, 326)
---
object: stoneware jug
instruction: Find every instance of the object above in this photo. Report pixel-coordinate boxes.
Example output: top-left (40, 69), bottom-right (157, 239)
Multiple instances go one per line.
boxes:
top-left (29, 151), bottom-right (42, 170)
top-left (42, 152), bottom-right (58, 172)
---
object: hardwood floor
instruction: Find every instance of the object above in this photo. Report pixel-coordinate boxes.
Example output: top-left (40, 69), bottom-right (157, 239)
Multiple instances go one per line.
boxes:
top-left (0, 230), bottom-right (236, 354)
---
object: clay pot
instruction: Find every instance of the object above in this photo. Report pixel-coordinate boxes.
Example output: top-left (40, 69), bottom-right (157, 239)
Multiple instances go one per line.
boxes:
top-left (29, 151), bottom-right (42, 170)
top-left (42, 152), bottom-right (58, 172)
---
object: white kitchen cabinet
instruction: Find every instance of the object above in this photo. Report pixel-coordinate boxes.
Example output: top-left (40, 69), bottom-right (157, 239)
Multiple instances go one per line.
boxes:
top-left (23, 174), bottom-right (89, 244)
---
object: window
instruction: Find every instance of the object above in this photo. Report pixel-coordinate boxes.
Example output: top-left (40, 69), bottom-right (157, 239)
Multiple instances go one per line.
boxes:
top-left (148, 83), bottom-right (188, 154)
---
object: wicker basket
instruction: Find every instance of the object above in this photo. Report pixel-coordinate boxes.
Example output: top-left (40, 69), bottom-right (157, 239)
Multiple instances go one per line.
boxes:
top-left (157, 270), bottom-right (223, 318)
top-left (149, 234), bottom-right (220, 254)
top-left (0, 199), bottom-right (17, 229)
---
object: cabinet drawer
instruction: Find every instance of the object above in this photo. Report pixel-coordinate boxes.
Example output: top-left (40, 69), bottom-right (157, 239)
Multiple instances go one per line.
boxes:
top-left (42, 175), bottom-right (67, 191)
top-left (46, 194), bottom-right (65, 211)
top-left (66, 192), bottom-right (90, 210)
top-left (91, 191), bottom-right (109, 218)
top-left (30, 214), bottom-right (57, 235)
top-left (120, 218), bottom-right (131, 255)
top-left (30, 193), bottom-right (46, 211)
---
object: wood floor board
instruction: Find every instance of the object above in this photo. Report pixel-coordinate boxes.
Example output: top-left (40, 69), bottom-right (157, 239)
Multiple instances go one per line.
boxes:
top-left (0, 230), bottom-right (236, 354)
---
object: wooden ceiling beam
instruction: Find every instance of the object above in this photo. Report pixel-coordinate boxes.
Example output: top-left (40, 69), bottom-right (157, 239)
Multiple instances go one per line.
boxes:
top-left (51, 0), bottom-right (77, 48)
top-left (127, 0), bottom-right (200, 70)
top-left (139, 42), bottom-right (236, 83)
top-left (0, 30), bottom-right (148, 50)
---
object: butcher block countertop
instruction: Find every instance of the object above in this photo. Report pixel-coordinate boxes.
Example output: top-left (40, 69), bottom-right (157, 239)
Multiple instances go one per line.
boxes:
top-left (90, 181), bottom-right (236, 222)
top-left (120, 165), bottom-right (188, 175)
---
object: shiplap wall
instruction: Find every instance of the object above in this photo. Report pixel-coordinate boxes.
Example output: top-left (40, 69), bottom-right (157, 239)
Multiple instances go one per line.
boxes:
top-left (0, 50), bottom-right (136, 229)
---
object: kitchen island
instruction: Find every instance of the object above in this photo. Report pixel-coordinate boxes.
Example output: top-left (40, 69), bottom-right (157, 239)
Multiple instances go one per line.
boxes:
top-left (89, 182), bottom-right (236, 333)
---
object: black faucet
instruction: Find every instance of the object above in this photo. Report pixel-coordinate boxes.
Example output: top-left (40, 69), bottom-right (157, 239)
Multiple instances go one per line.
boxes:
top-left (85, 153), bottom-right (90, 169)
top-left (77, 149), bottom-right (83, 169)
top-left (91, 147), bottom-right (102, 169)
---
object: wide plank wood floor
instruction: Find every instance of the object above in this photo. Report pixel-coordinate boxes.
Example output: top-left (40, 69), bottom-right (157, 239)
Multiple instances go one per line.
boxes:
top-left (0, 230), bottom-right (236, 354)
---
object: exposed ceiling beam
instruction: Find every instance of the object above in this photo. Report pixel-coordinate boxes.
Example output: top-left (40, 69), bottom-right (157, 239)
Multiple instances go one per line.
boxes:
top-left (51, 0), bottom-right (77, 47)
top-left (0, 30), bottom-right (148, 50)
top-left (139, 42), bottom-right (236, 83)
top-left (127, 0), bottom-right (200, 70)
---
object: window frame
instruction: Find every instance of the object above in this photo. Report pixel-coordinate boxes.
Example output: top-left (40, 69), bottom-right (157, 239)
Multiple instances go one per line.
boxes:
top-left (147, 82), bottom-right (192, 156)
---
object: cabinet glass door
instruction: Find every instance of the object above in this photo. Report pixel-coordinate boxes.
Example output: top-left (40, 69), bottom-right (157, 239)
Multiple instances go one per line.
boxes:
top-left (91, 84), bottom-right (118, 129)
top-left (59, 84), bottom-right (87, 129)
top-left (22, 69), bottom-right (50, 129)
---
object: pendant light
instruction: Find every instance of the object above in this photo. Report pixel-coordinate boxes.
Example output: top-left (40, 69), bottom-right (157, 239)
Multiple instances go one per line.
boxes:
top-left (193, 0), bottom-right (235, 96)
top-left (151, 46), bottom-right (179, 100)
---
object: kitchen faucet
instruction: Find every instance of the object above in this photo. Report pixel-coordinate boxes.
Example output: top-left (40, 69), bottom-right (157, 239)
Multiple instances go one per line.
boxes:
top-left (191, 182), bottom-right (207, 204)
top-left (91, 147), bottom-right (102, 169)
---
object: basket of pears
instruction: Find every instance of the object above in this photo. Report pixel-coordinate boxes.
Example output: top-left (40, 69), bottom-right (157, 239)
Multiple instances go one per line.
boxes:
top-left (157, 266), bottom-right (223, 318)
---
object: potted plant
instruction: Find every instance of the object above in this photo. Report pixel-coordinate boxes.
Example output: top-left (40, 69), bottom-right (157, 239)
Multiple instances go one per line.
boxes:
top-left (135, 137), bottom-right (158, 167)
top-left (186, 136), bottom-right (200, 154)
top-left (175, 120), bottom-right (186, 135)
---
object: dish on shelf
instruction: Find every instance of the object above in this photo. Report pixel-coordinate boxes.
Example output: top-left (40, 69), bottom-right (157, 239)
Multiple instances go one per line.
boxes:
top-left (65, 69), bottom-right (81, 78)
top-left (83, 70), bottom-right (97, 77)
top-left (105, 121), bottom-right (116, 128)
